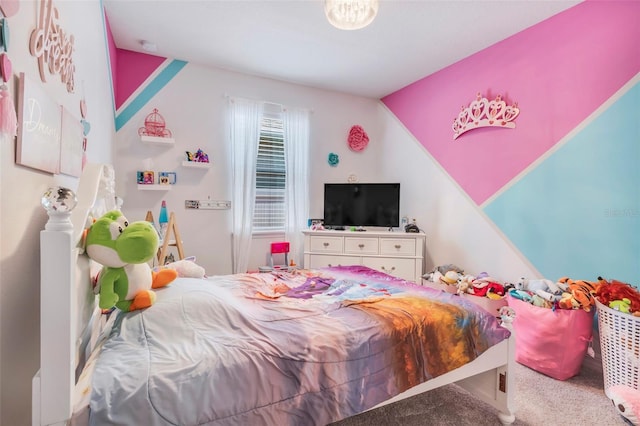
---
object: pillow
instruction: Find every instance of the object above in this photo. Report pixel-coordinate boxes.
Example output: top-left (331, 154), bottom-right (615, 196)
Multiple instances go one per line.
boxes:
top-left (156, 256), bottom-right (206, 279)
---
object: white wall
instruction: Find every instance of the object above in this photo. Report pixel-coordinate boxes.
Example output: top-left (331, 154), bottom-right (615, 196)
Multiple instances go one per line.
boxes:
top-left (115, 61), bottom-right (387, 275)
top-left (375, 103), bottom-right (539, 282)
top-left (116, 56), bottom-right (538, 284)
top-left (0, 1), bottom-right (114, 424)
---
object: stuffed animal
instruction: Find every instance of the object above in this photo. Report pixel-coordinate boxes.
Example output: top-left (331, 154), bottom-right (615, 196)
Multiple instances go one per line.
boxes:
top-left (85, 210), bottom-right (177, 312)
top-left (609, 384), bottom-right (640, 425)
top-left (457, 275), bottom-right (475, 295)
top-left (517, 277), bottom-right (563, 302)
top-left (157, 257), bottom-right (206, 279)
top-left (557, 277), bottom-right (599, 311)
top-left (610, 298), bottom-right (632, 314)
top-left (597, 278), bottom-right (640, 315)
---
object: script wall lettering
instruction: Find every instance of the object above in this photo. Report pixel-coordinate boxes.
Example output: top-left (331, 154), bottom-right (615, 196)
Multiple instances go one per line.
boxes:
top-left (29, 0), bottom-right (76, 93)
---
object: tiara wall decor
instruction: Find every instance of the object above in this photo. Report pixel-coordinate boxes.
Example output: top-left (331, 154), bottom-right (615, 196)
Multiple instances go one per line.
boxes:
top-left (452, 93), bottom-right (520, 140)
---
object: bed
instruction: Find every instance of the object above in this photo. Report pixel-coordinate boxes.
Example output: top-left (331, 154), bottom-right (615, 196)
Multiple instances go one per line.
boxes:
top-left (32, 163), bottom-right (516, 426)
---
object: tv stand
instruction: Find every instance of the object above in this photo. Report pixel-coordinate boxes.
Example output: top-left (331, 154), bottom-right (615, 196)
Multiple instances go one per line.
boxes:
top-left (302, 229), bottom-right (425, 283)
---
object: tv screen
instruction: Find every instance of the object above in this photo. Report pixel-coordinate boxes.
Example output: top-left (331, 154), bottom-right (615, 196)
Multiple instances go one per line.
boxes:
top-left (323, 183), bottom-right (400, 228)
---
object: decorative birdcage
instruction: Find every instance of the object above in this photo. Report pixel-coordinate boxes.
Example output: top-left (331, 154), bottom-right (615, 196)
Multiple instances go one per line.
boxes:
top-left (138, 108), bottom-right (172, 137)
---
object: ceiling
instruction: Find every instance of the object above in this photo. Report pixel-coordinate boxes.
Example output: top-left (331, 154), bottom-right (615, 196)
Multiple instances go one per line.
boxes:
top-left (103, 0), bottom-right (581, 99)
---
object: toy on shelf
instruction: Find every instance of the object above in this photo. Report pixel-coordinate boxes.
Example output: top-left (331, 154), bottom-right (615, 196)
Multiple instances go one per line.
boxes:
top-left (138, 108), bottom-right (172, 138)
top-left (185, 148), bottom-right (209, 163)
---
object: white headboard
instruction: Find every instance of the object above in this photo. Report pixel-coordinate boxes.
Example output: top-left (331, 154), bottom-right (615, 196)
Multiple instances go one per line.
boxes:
top-left (33, 164), bottom-right (117, 426)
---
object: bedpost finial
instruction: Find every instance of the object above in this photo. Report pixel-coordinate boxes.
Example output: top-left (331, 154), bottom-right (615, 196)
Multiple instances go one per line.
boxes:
top-left (41, 186), bottom-right (77, 231)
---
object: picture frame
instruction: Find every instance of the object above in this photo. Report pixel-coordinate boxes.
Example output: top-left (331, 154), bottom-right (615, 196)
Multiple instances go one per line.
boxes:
top-left (137, 170), bottom-right (155, 184)
top-left (16, 72), bottom-right (61, 174)
top-left (158, 171), bottom-right (176, 185)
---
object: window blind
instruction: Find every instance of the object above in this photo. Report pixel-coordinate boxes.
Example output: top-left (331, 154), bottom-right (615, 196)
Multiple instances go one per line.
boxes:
top-left (253, 113), bottom-right (285, 232)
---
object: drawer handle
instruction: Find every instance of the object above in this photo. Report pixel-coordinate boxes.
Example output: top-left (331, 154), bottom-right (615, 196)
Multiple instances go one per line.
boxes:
top-left (323, 242), bottom-right (329, 247)
top-left (394, 244), bottom-right (401, 249)
top-left (382, 266), bottom-right (396, 272)
top-left (358, 244), bottom-right (365, 248)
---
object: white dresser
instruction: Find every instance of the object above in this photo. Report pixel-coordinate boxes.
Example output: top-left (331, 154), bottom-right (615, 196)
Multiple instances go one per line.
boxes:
top-left (302, 230), bottom-right (426, 283)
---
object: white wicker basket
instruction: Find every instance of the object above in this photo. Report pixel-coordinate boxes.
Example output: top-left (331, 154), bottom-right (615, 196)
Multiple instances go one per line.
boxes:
top-left (596, 299), bottom-right (640, 398)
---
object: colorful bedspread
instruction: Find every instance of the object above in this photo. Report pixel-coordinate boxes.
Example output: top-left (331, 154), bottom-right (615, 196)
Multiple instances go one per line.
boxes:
top-left (89, 266), bottom-right (510, 426)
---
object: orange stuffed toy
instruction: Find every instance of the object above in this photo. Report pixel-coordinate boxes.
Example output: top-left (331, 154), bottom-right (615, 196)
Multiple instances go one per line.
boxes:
top-left (556, 277), bottom-right (600, 311)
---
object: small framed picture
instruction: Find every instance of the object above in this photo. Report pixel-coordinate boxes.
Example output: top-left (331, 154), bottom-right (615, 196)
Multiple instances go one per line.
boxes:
top-left (137, 170), bottom-right (155, 184)
top-left (159, 171), bottom-right (177, 185)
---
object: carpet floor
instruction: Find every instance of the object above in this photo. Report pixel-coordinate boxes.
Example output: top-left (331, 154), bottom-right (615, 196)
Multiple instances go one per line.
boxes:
top-left (330, 361), bottom-right (626, 426)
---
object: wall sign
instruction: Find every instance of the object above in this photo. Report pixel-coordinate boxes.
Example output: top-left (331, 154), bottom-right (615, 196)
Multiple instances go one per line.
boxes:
top-left (16, 72), bottom-right (61, 173)
top-left (29, 0), bottom-right (76, 93)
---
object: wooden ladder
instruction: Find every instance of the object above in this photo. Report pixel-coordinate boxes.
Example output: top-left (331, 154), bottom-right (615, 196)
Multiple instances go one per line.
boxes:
top-left (145, 210), bottom-right (185, 264)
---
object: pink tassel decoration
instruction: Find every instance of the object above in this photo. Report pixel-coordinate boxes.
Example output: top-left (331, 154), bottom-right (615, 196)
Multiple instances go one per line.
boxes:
top-left (0, 85), bottom-right (17, 137)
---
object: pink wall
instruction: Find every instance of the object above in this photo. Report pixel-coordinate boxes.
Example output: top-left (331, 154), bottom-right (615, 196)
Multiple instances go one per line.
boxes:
top-left (382, 1), bottom-right (640, 205)
top-left (115, 49), bottom-right (166, 110)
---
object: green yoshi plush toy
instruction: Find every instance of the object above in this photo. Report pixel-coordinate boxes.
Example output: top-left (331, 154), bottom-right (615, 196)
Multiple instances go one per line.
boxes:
top-left (85, 210), bottom-right (177, 312)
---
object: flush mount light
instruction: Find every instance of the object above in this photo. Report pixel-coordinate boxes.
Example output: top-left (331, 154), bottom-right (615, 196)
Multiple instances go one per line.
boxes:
top-left (141, 40), bottom-right (157, 53)
top-left (324, 0), bottom-right (379, 30)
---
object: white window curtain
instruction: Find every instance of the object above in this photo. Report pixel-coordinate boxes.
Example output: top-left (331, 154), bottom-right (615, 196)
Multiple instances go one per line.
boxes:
top-left (283, 107), bottom-right (310, 266)
top-left (228, 97), bottom-right (264, 273)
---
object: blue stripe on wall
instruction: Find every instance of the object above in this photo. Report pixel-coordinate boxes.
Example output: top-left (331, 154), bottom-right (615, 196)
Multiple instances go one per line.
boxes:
top-left (484, 82), bottom-right (640, 284)
top-left (115, 60), bottom-right (188, 131)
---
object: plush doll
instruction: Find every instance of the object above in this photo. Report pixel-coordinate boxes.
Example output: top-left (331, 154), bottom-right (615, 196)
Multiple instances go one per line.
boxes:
top-left (557, 277), bottom-right (598, 311)
top-left (517, 277), bottom-right (563, 302)
top-left (609, 384), bottom-right (640, 425)
top-left (597, 278), bottom-right (640, 315)
top-left (85, 210), bottom-right (177, 312)
top-left (609, 298), bottom-right (632, 314)
top-left (156, 257), bottom-right (206, 279)
top-left (457, 275), bottom-right (475, 295)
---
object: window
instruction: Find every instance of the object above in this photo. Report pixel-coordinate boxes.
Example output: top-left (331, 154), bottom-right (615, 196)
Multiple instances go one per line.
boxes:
top-left (252, 111), bottom-right (285, 233)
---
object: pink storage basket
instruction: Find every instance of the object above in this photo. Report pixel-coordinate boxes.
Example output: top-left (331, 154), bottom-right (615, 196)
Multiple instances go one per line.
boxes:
top-left (508, 294), bottom-right (594, 380)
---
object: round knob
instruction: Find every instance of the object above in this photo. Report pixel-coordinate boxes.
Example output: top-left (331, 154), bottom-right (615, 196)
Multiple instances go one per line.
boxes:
top-left (41, 187), bottom-right (77, 212)
top-left (323, 242), bottom-right (329, 247)
top-left (394, 244), bottom-right (401, 249)
top-left (358, 243), bottom-right (364, 248)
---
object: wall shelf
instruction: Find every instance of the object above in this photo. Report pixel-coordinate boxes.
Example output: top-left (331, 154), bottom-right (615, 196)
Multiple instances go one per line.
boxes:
top-left (140, 135), bottom-right (175, 146)
top-left (182, 161), bottom-right (211, 169)
top-left (138, 184), bottom-right (172, 191)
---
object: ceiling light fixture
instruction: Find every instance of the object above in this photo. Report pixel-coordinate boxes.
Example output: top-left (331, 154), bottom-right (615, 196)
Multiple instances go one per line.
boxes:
top-left (324, 0), bottom-right (379, 30)
top-left (141, 40), bottom-right (157, 53)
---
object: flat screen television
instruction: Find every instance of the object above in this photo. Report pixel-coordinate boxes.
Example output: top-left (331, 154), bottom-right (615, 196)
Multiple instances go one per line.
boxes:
top-left (323, 183), bottom-right (400, 228)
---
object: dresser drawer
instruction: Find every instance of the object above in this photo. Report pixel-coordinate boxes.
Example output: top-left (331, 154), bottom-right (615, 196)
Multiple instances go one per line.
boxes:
top-left (308, 254), bottom-right (361, 269)
top-left (379, 238), bottom-right (416, 256)
top-left (309, 236), bottom-right (343, 254)
top-left (362, 257), bottom-right (416, 282)
top-left (344, 237), bottom-right (379, 255)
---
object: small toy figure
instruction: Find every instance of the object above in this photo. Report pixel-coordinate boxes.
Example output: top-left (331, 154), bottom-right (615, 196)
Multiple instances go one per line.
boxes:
top-left (185, 149), bottom-right (209, 163)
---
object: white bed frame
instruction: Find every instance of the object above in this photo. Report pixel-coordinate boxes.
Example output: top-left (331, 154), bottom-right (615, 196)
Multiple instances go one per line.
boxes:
top-left (32, 163), bottom-right (516, 426)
